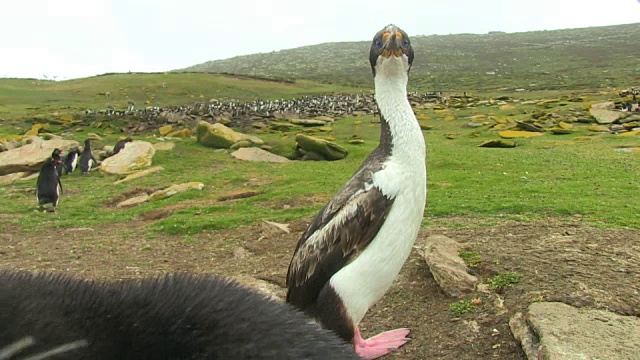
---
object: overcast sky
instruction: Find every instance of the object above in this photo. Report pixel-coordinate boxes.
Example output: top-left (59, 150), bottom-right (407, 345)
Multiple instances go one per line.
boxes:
top-left (1, 0), bottom-right (638, 80)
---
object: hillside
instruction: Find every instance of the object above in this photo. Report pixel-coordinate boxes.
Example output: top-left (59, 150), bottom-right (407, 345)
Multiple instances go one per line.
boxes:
top-left (181, 23), bottom-right (640, 91)
top-left (0, 73), bottom-right (362, 119)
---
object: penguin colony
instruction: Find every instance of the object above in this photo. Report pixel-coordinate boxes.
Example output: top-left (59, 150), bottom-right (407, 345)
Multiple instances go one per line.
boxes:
top-left (13, 24), bottom-right (425, 359)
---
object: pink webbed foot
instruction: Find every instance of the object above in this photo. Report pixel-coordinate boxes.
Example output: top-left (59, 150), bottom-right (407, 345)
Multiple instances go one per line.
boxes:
top-left (353, 327), bottom-right (411, 359)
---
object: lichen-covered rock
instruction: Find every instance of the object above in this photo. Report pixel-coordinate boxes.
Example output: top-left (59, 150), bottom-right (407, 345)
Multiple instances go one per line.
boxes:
top-left (158, 125), bottom-right (173, 136)
top-left (295, 134), bottom-right (348, 161)
top-left (99, 141), bottom-right (156, 175)
top-left (113, 166), bottom-right (164, 185)
top-left (589, 108), bottom-right (623, 124)
top-left (116, 194), bottom-right (150, 208)
top-left (24, 123), bottom-right (49, 136)
top-left (148, 182), bottom-right (204, 201)
top-left (498, 130), bottom-right (545, 139)
top-left (478, 140), bottom-right (517, 148)
top-left (167, 128), bottom-right (191, 138)
top-left (196, 121), bottom-right (263, 148)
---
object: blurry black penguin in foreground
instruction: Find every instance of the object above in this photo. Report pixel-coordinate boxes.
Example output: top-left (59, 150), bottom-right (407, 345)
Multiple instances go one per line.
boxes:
top-left (0, 271), bottom-right (358, 360)
top-left (63, 148), bottom-right (80, 174)
top-left (112, 137), bottom-right (133, 156)
top-left (35, 149), bottom-right (63, 212)
top-left (78, 139), bottom-right (97, 174)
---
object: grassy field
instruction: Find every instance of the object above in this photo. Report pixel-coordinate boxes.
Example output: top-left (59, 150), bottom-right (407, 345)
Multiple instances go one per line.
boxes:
top-left (2, 88), bottom-right (639, 239)
top-left (0, 72), bottom-right (363, 119)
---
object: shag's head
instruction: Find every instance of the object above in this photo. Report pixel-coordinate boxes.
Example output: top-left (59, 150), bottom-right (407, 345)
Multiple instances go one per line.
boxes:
top-left (369, 24), bottom-right (414, 76)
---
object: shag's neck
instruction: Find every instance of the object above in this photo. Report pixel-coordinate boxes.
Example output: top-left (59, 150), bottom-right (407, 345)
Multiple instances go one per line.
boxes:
top-left (374, 69), bottom-right (424, 160)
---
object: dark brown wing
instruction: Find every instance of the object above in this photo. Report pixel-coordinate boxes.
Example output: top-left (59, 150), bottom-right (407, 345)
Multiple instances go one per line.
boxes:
top-left (286, 186), bottom-right (395, 310)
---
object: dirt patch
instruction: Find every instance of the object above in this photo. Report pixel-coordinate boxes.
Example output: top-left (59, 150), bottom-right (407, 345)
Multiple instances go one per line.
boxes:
top-left (1, 215), bottom-right (638, 359)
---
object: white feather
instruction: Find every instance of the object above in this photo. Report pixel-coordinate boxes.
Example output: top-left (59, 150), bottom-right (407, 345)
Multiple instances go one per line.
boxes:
top-left (71, 156), bottom-right (77, 172)
top-left (330, 54), bottom-right (427, 326)
top-left (87, 159), bottom-right (93, 172)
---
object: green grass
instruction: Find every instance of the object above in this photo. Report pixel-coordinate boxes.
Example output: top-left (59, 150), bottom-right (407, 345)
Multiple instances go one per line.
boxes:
top-left (459, 249), bottom-right (481, 268)
top-left (1, 84), bottom-right (640, 237)
top-left (449, 298), bottom-right (475, 316)
top-left (487, 272), bottom-right (522, 291)
top-left (0, 72), bottom-right (363, 119)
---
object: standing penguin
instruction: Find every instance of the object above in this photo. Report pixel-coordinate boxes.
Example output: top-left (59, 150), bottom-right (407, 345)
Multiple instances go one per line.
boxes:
top-left (64, 148), bottom-right (80, 174)
top-left (79, 139), bottom-right (97, 175)
top-left (286, 25), bottom-right (426, 359)
top-left (36, 149), bottom-right (64, 212)
top-left (112, 136), bottom-right (132, 156)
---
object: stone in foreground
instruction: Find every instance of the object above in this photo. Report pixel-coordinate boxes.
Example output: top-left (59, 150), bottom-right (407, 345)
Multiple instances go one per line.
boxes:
top-left (422, 235), bottom-right (478, 298)
top-left (295, 134), bottom-right (348, 161)
top-left (510, 302), bottom-right (640, 360)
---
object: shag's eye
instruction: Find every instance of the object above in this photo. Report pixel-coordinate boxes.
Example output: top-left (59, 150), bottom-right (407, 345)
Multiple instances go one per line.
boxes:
top-left (374, 39), bottom-right (383, 48)
top-left (401, 39), bottom-right (409, 48)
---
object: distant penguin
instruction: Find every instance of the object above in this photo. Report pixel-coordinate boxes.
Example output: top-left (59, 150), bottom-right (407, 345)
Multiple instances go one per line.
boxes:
top-left (0, 271), bottom-right (358, 360)
top-left (35, 149), bottom-right (63, 212)
top-left (78, 139), bottom-right (97, 175)
top-left (112, 137), bottom-right (132, 156)
top-left (64, 148), bottom-right (80, 174)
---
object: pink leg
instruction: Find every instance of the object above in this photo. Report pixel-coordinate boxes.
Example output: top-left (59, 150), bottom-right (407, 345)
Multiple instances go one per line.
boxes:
top-left (353, 327), bottom-right (411, 359)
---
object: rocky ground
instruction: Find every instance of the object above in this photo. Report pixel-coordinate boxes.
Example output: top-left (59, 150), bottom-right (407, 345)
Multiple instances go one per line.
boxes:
top-left (1, 214), bottom-right (638, 359)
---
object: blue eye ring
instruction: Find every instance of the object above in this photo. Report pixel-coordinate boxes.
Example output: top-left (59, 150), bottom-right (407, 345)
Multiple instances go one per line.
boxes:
top-left (374, 39), bottom-right (383, 48)
top-left (401, 39), bottom-right (409, 48)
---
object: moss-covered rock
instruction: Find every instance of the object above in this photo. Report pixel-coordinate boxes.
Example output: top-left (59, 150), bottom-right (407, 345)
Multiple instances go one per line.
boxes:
top-left (296, 134), bottom-right (348, 161)
top-left (167, 128), bottom-right (191, 138)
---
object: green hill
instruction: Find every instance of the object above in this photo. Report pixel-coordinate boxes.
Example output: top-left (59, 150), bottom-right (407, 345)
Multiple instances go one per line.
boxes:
top-left (180, 23), bottom-right (640, 91)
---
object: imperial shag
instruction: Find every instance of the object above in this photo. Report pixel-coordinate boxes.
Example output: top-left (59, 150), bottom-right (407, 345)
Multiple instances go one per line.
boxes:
top-left (286, 24), bottom-right (426, 359)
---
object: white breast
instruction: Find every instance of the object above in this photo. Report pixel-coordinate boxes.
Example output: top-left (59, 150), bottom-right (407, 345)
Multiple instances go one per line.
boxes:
top-left (71, 156), bottom-right (78, 171)
top-left (330, 155), bottom-right (426, 326)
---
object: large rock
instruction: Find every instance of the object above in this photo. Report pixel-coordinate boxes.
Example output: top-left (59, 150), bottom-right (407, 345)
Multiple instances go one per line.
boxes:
top-left (296, 134), bottom-right (348, 161)
top-left (589, 108), bottom-right (623, 124)
top-left (231, 148), bottom-right (291, 163)
top-left (100, 141), bottom-right (156, 175)
top-left (510, 302), bottom-right (640, 360)
top-left (196, 121), bottom-right (263, 148)
top-left (422, 235), bottom-right (478, 298)
top-left (498, 130), bottom-right (545, 139)
top-left (0, 138), bottom-right (78, 176)
top-left (148, 182), bottom-right (204, 201)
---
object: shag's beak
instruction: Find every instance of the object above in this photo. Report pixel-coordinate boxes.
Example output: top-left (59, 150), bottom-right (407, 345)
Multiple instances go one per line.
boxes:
top-left (381, 28), bottom-right (404, 58)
